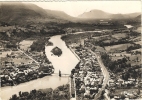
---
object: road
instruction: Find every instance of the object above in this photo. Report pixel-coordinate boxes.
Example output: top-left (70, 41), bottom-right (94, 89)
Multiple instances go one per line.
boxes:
top-left (87, 48), bottom-right (110, 100)
top-left (95, 52), bottom-right (109, 89)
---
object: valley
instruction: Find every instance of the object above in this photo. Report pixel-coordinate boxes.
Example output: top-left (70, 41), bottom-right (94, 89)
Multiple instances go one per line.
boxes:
top-left (0, 2), bottom-right (141, 100)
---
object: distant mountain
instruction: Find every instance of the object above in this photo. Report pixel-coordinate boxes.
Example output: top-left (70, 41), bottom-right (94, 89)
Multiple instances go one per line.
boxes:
top-left (0, 3), bottom-right (141, 25)
top-left (78, 10), bottom-right (111, 19)
top-left (134, 14), bottom-right (141, 22)
top-left (124, 13), bottom-right (141, 18)
top-left (135, 15), bottom-right (141, 19)
top-left (109, 14), bottom-right (125, 19)
top-left (78, 9), bottom-right (141, 20)
top-left (45, 9), bottom-right (76, 21)
top-left (0, 2), bottom-right (70, 25)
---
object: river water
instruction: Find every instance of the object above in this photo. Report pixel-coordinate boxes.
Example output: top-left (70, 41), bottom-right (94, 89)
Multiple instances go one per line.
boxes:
top-left (45, 35), bottom-right (79, 74)
top-left (124, 25), bottom-right (133, 28)
top-left (0, 75), bottom-right (69, 100)
top-left (0, 35), bottom-right (79, 100)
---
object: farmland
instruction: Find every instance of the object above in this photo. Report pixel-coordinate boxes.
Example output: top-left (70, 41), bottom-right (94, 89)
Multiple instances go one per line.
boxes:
top-left (104, 43), bottom-right (133, 52)
top-left (135, 41), bottom-right (142, 45)
top-left (19, 40), bottom-right (35, 51)
top-left (0, 26), bottom-right (15, 32)
top-left (134, 26), bottom-right (141, 33)
top-left (112, 33), bottom-right (128, 39)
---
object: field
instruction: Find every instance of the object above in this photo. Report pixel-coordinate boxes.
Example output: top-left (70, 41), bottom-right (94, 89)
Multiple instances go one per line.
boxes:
top-left (105, 43), bottom-right (133, 52)
top-left (11, 57), bottom-right (33, 65)
top-left (135, 41), bottom-right (142, 45)
top-left (109, 52), bottom-right (141, 66)
top-left (134, 26), bottom-right (141, 33)
top-left (19, 40), bottom-right (35, 51)
top-left (132, 48), bottom-right (142, 52)
top-left (0, 50), bottom-right (12, 57)
top-left (131, 36), bottom-right (141, 42)
top-left (126, 54), bottom-right (141, 66)
top-left (0, 51), bottom-right (34, 68)
top-left (11, 51), bottom-right (35, 64)
top-left (103, 38), bottom-right (117, 43)
top-left (0, 26), bottom-right (15, 32)
top-left (112, 33), bottom-right (127, 39)
top-left (109, 53), bottom-right (131, 61)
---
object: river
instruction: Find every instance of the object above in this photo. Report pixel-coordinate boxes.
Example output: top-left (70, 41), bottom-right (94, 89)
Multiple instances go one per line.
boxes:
top-left (45, 35), bottom-right (79, 74)
top-left (0, 35), bottom-right (79, 100)
top-left (124, 25), bottom-right (133, 28)
top-left (0, 75), bottom-right (69, 100)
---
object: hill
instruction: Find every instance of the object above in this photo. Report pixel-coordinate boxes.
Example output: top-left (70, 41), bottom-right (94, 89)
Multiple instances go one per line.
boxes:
top-left (78, 9), bottom-right (141, 20)
top-left (0, 3), bottom-right (141, 26)
top-left (124, 13), bottom-right (141, 18)
top-left (45, 9), bottom-right (76, 22)
top-left (0, 2), bottom-right (70, 25)
top-left (78, 9), bottom-right (111, 19)
top-left (135, 15), bottom-right (141, 19)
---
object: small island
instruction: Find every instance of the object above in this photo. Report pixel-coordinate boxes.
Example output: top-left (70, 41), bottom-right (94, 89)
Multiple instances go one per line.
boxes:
top-left (51, 46), bottom-right (62, 57)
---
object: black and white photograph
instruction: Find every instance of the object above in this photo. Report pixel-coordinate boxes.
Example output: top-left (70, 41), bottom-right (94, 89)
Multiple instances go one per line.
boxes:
top-left (0, 1), bottom-right (141, 100)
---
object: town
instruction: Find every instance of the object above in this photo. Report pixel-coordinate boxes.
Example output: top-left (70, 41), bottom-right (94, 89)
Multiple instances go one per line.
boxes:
top-left (62, 25), bottom-right (142, 100)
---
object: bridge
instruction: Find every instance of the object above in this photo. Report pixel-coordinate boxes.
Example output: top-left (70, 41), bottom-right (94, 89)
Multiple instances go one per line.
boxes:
top-left (52, 73), bottom-right (70, 76)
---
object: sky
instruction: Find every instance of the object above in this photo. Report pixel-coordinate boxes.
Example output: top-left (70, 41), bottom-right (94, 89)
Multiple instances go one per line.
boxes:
top-left (28, 1), bottom-right (140, 17)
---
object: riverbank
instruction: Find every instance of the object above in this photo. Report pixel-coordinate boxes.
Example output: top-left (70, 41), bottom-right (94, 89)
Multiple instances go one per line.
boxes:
top-left (68, 47), bottom-right (80, 61)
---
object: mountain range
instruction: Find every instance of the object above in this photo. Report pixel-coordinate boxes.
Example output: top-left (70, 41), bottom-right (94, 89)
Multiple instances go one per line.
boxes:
top-left (78, 9), bottom-right (140, 19)
top-left (0, 2), bottom-right (141, 25)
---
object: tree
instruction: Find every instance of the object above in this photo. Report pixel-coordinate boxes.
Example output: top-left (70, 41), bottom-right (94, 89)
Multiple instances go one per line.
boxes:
top-left (11, 94), bottom-right (18, 100)
top-left (122, 73), bottom-right (130, 80)
top-left (136, 57), bottom-right (139, 62)
top-left (51, 47), bottom-right (62, 57)
top-left (19, 91), bottom-right (22, 97)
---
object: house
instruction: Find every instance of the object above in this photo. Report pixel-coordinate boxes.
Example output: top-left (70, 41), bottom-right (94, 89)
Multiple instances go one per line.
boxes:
top-left (84, 89), bottom-right (90, 97)
top-left (79, 71), bottom-right (84, 74)
top-left (128, 78), bottom-right (135, 81)
top-left (139, 81), bottom-right (142, 87)
top-left (117, 78), bottom-right (125, 84)
top-left (10, 72), bottom-right (17, 77)
top-left (108, 79), bottom-right (115, 87)
top-left (114, 95), bottom-right (120, 99)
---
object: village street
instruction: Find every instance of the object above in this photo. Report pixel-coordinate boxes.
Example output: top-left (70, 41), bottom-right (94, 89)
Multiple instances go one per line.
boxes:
top-left (86, 48), bottom-right (110, 100)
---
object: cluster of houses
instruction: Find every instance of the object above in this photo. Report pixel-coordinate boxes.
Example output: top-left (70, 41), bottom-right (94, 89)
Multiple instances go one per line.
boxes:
top-left (106, 72), bottom-right (142, 99)
top-left (0, 60), bottom-right (39, 87)
top-left (1, 59), bottom-right (54, 87)
top-left (0, 48), bottom-right (54, 87)
top-left (71, 46), bottom-right (104, 99)
top-left (84, 36), bottom-right (141, 99)
top-left (108, 76), bottom-right (139, 89)
top-left (69, 35), bottom-right (142, 99)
